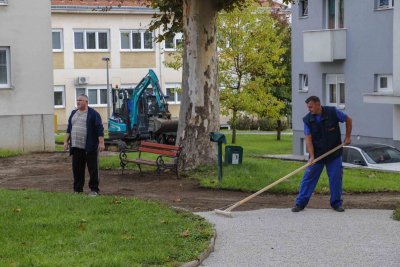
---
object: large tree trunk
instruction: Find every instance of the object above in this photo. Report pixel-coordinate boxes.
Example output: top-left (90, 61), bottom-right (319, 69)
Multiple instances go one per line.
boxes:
top-left (177, 0), bottom-right (220, 169)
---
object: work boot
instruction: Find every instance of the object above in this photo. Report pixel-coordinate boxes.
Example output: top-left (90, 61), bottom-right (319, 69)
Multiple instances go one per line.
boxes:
top-left (333, 206), bottom-right (345, 212)
top-left (291, 205), bottom-right (305, 212)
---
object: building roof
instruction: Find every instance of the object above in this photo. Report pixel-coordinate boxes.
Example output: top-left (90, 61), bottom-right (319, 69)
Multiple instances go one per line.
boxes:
top-left (51, 0), bottom-right (148, 7)
top-left (51, 0), bottom-right (154, 13)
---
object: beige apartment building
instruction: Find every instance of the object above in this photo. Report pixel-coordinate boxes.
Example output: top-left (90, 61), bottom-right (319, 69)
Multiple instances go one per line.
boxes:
top-left (51, 0), bottom-right (182, 129)
top-left (0, 0), bottom-right (54, 151)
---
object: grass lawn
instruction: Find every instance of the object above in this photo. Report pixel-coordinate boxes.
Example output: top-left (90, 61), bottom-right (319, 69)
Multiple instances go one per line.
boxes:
top-left (186, 133), bottom-right (400, 194)
top-left (193, 158), bottom-right (400, 194)
top-left (0, 149), bottom-right (22, 158)
top-left (0, 189), bottom-right (213, 266)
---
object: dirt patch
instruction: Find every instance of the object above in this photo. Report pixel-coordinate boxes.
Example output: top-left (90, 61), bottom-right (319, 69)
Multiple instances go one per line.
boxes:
top-left (0, 152), bottom-right (399, 211)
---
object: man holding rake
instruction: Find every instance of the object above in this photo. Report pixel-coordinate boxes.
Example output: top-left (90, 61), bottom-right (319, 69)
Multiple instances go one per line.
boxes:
top-left (292, 96), bottom-right (352, 212)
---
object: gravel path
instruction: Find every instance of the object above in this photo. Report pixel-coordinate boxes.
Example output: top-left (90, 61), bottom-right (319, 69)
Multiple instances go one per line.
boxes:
top-left (198, 209), bottom-right (400, 267)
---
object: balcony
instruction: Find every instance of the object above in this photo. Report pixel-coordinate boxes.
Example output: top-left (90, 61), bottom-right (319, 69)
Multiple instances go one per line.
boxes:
top-left (303, 29), bottom-right (347, 62)
top-left (364, 92), bottom-right (400, 105)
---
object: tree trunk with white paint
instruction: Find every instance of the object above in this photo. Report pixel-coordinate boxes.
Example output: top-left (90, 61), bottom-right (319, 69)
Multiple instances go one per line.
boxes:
top-left (177, 0), bottom-right (220, 169)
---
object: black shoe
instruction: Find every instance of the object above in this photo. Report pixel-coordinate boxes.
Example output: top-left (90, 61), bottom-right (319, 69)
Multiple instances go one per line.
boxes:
top-left (333, 206), bottom-right (345, 212)
top-left (291, 205), bottom-right (305, 212)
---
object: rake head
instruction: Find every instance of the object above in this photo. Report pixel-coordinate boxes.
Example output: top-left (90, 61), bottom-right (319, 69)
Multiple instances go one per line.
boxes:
top-left (214, 208), bottom-right (233, 218)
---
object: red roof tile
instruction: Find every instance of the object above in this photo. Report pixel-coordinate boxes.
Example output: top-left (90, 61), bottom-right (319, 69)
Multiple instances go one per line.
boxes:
top-left (51, 0), bottom-right (149, 7)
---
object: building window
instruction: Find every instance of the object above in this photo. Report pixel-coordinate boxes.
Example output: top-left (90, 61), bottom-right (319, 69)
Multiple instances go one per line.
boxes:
top-left (326, 74), bottom-right (345, 108)
top-left (74, 30), bottom-right (109, 51)
top-left (0, 0), bottom-right (8, 5)
top-left (299, 74), bottom-right (308, 92)
top-left (327, 0), bottom-right (344, 29)
top-left (376, 74), bottom-right (393, 93)
top-left (164, 33), bottom-right (183, 51)
top-left (0, 47), bottom-right (11, 88)
top-left (165, 84), bottom-right (182, 104)
top-left (299, 0), bottom-right (308, 17)
top-left (52, 29), bottom-right (63, 52)
top-left (376, 0), bottom-right (394, 9)
top-left (120, 30), bottom-right (154, 51)
top-left (54, 86), bottom-right (65, 108)
top-left (76, 87), bottom-right (108, 106)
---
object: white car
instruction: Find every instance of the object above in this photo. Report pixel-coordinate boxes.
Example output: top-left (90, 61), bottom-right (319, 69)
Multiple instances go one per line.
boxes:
top-left (342, 144), bottom-right (400, 172)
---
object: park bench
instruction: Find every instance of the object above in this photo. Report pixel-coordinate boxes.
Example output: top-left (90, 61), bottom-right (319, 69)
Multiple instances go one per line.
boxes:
top-left (119, 141), bottom-right (182, 178)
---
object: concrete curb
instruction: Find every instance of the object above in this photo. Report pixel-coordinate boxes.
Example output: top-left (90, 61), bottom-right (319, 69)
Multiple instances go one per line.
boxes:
top-left (180, 228), bottom-right (216, 267)
top-left (171, 206), bottom-right (217, 267)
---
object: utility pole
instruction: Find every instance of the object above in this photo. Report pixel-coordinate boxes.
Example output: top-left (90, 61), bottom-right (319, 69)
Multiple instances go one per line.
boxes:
top-left (102, 57), bottom-right (111, 119)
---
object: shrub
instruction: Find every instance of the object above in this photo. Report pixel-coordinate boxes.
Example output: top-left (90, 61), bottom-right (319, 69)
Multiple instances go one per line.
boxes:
top-left (259, 117), bottom-right (288, 131)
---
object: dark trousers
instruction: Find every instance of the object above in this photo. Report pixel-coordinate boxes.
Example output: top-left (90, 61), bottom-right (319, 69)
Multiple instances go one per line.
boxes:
top-left (72, 148), bottom-right (100, 193)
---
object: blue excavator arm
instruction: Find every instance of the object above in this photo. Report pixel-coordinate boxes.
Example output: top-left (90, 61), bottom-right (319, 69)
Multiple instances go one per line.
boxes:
top-left (129, 69), bottom-right (167, 130)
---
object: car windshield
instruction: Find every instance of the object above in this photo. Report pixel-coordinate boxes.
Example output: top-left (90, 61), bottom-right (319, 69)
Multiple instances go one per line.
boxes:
top-left (362, 146), bottom-right (400, 164)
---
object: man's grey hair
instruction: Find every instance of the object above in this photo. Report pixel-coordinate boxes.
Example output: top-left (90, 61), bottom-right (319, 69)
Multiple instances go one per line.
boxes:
top-left (78, 94), bottom-right (89, 102)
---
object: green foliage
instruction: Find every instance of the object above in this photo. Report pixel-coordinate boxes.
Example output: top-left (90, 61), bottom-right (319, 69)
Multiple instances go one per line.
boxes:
top-left (258, 117), bottom-right (288, 131)
top-left (148, 0), bottom-right (183, 42)
top-left (147, 0), bottom-right (250, 42)
top-left (217, 1), bottom-right (289, 142)
top-left (0, 189), bottom-right (213, 266)
top-left (231, 115), bottom-right (259, 131)
top-left (232, 116), bottom-right (289, 131)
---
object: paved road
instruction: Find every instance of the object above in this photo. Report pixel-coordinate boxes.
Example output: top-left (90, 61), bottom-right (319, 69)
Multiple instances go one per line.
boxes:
top-left (198, 209), bottom-right (400, 267)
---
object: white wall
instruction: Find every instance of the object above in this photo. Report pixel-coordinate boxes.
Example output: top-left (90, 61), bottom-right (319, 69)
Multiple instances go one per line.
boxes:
top-left (0, 0), bottom-right (54, 151)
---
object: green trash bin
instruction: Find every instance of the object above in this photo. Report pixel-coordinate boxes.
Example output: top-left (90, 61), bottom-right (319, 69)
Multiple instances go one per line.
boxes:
top-left (225, 146), bottom-right (243, 164)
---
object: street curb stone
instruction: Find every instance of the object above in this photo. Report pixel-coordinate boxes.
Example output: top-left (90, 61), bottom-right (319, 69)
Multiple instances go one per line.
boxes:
top-left (180, 228), bottom-right (216, 267)
top-left (171, 206), bottom-right (216, 267)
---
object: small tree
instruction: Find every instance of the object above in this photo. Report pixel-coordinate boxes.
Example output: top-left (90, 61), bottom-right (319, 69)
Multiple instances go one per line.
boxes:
top-left (218, 1), bottom-right (288, 143)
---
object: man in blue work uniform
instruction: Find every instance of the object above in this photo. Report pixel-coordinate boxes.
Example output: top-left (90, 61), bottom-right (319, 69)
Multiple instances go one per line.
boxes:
top-left (292, 96), bottom-right (352, 212)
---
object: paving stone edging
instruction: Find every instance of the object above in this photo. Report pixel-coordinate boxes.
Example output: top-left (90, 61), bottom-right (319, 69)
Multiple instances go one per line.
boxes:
top-left (171, 206), bottom-right (216, 267)
top-left (180, 227), bottom-right (216, 267)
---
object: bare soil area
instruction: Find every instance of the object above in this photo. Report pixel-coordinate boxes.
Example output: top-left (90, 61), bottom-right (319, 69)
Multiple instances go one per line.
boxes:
top-left (0, 152), bottom-right (399, 211)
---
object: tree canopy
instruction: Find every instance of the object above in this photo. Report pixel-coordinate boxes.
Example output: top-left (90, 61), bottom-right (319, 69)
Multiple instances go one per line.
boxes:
top-left (217, 1), bottom-right (288, 143)
top-left (147, 0), bottom-right (292, 41)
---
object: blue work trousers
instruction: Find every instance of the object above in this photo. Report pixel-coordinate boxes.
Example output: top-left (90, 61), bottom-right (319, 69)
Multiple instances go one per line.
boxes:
top-left (295, 155), bottom-right (343, 208)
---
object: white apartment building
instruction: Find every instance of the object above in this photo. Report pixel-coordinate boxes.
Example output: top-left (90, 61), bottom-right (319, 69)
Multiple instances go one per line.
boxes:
top-left (51, 1), bottom-right (182, 129)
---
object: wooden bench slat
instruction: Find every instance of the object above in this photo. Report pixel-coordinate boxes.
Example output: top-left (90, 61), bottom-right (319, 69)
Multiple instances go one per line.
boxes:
top-left (140, 141), bottom-right (180, 150)
top-left (139, 147), bottom-right (178, 157)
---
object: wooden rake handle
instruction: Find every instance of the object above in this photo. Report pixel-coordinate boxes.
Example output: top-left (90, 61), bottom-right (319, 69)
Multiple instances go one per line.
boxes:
top-left (225, 143), bottom-right (345, 212)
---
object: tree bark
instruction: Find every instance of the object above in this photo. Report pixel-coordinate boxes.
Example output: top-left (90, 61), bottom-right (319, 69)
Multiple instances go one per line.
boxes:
top-left (231, 110), bottom-right (237, 144)
top-left (277, 119), bottom-right (282, 141)
top-left (177, 0), bottom-right (220, 169)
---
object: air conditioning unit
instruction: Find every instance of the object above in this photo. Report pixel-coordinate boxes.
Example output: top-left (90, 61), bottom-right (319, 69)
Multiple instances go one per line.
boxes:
top-left (77, 76), bottom-right (89, 85)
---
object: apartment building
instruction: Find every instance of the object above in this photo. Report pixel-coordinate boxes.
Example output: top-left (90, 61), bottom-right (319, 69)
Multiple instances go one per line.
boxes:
top-left (51, 0), bottom-right (182, 129)
top-left (291, 0), bottom-right (400, 156)
top-left (0, 0), bottom-right (54, 151)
